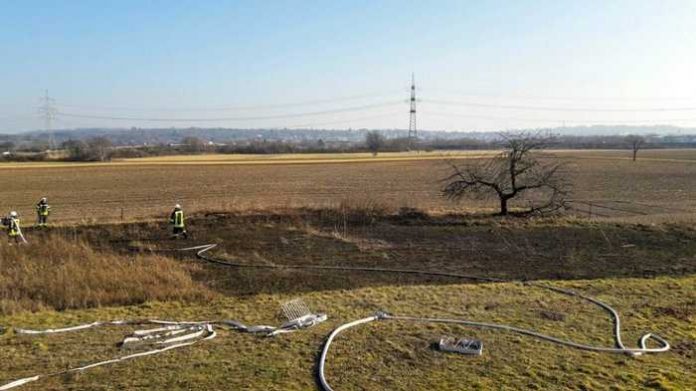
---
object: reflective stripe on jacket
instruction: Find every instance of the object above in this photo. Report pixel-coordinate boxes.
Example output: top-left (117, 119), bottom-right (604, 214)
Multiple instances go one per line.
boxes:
top-left (37, 204), bottom-right (50, 216)
top-left (173, 210), bottom-right (185, 228)
top-left (8, 218), bottom-right (20, 236)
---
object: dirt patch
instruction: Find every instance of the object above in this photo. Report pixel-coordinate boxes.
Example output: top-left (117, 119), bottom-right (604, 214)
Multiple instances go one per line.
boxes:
top-left (671, 340), bottom-right (696, 359)
top-left (652, 301), bottom-right (696, 322)
top-left (538, 310), bottom-right (567, 322)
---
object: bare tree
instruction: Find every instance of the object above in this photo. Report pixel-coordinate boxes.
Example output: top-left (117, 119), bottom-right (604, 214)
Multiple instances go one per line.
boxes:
top-left (181, 136), bottom-right (207, 153)
top-left (88, 137), bottom-right (113, 162)
top-left (365, 131), bottom-right (385, 156)
top-left (63, 137), bottom-right (112, 161)
top-left (442, 134), bottom-right (569, 216)
top-left (625, 135), bottom-right (645, 161)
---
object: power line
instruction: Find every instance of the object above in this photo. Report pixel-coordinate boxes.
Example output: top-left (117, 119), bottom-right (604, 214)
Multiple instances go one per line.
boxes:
top-left (53, 92), bottom-right (402, 112)
top-left (420, 110), bottom-right (696, 124)
top-left (422, 98), bottom-right (696, 112)
top-left (52, 116), bottom-right (108, 129)
top-left (55, 101), bottom-right (405, 122)
top-left (0, 114), bottom-right (36, 120)
top-left (285, 110), bottom-right (402, 129)
top-left (423, 88), bottom-right (696, 102)
top-left (421, 111), bottom-right (565, 124)
top-left (17, 88), bottom-right (696, 132)
top-left (51, 110), bottom-right (403, 131)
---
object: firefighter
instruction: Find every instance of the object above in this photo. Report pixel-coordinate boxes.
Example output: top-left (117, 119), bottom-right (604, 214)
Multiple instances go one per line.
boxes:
top-left (169, 204), bottom-right (188, 239)
top-left (5, 211), bottom-right (22, 245)
top-left (36, 197), bottom-right (51, 227)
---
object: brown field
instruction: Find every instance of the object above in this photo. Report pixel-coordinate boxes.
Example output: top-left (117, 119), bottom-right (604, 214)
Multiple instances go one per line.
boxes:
top-left (0, 149), bottom-right (695, 223)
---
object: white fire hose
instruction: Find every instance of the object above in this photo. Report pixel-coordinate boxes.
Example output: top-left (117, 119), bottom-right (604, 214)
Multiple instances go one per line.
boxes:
top-left (0, 315), bottom-right (326, 390)
top-left (317, 288), bottom-right (671, 391)
top-left (173, 244), bottom-right (671, 391)
top-left (0, 243), bottom-right (672, 390)
top-left (0, 320), bottom-right (216, 390)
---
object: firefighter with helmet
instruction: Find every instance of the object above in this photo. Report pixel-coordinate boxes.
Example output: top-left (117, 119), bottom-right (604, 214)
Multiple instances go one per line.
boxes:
top-left (170, 204), bottom-right (188, 239)
top-left (4, 211), bottom-right (23, 245)
top-left (36, 197), bottom-right (51, 227)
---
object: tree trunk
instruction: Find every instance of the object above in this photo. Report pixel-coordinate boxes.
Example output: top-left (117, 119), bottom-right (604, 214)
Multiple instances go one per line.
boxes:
top-left (499, 197), bottom-right (508, 215)
top-left (632, 149), bottom-right (637, 161)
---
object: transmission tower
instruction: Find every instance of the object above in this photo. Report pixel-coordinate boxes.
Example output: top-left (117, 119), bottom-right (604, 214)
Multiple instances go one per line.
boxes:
top-left (408, 73), bottom-right (417, 147)
top-left (38, 90), bottom-right (57, 150)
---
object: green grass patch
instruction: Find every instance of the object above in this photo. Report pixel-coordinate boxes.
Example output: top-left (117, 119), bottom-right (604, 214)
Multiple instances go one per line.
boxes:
top-left (0, 275), bottom-right (693, 390)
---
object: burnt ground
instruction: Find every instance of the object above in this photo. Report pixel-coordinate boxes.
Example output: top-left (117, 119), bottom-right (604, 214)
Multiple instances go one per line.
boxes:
top-left (44, 210), bottom-right (696, 298)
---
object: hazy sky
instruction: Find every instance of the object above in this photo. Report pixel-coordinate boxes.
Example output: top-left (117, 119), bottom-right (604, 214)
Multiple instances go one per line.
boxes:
top-left (2, 0), bottom-right (696, 133)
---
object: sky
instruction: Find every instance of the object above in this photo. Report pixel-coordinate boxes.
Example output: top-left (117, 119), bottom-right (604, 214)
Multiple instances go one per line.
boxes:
top-left (1, 0), bottom-right (696, 133)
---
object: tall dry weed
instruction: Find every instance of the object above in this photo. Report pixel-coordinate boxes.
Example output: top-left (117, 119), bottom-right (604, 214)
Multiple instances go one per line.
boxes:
top-left (321, 199), bottom-right (393, 228)
top-left (0, 235), bottom-right (213, 314)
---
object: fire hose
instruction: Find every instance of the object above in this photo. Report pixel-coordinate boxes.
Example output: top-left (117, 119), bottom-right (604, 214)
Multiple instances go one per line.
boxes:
top-left (317, 311), bottom-right (670, 391)
top-left (178, 244), bottom-right (671, 391)
top-left (0, 315), bottom-right (326, 389)
top-left (0, 320), bottom-right (216, 390)
top-left (0, 243), bottom-right (672, 390)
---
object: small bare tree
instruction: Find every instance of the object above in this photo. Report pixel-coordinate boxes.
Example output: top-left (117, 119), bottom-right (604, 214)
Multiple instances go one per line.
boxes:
top-left (442, 134), bottom-right (569, 216)
top-left (88, 137), bottom-right (113, 162)
top-left (63, 137), bottom-right (112, 161)
top-left (625, 135), bottom-right (645, 161)
top-left (181, 136), bottom-right (207, 153)
top-left (365, 131), bottom-right (385, 156)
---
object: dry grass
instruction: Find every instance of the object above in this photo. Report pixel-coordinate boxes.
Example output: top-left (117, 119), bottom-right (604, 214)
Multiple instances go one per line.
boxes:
top-left (0, 235), bottom-right (213, 314)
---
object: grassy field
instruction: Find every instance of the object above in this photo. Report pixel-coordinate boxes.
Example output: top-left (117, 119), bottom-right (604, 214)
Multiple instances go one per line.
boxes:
top-left (0, 149), bottom-right (695, 223)
top-left (0, 150), bottom-right (694, 390)
top-left (1, 276), bottom-right (693, 390)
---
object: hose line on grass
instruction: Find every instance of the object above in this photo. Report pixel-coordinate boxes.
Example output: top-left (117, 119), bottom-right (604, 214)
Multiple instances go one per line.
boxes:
top-left (179, 244), bottom-right (503, 283)
top-left (179, 243), bottom-right (671, 391)
top-left (317, 313), bottom-right (670, 391)
top-left (0, 314), bottom-right (326, 389)
top-left (1, 242), bottom-right (671, 390)
top-left (0, 321), bottom-right (216, 390)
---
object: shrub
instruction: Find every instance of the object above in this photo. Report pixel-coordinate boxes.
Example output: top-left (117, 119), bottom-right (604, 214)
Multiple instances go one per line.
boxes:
top-left (62, 137), bottom-right (113, 161)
